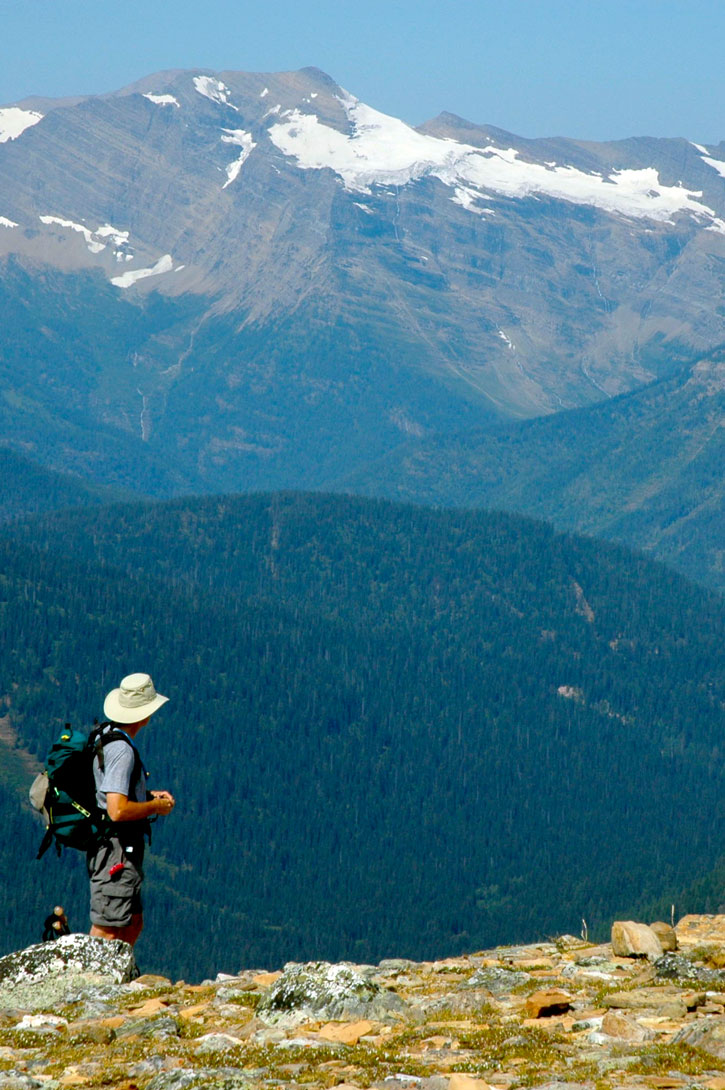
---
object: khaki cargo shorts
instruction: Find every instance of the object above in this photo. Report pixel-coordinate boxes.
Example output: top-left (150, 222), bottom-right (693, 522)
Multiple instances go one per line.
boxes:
top-left (87, 837), bottom-right (144, 928)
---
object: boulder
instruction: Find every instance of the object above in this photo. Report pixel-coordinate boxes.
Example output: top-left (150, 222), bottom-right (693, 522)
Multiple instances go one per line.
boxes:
top-left (655, 953), bottom-right (725, 985)
top-left (650, 922), bottom-right (678, 951)
top-left (464, 967), bottom-right (529, 994)
top-left (0, 935), bottom-right (136, 1011)
top-left (601, 1010), bottom-right (651, 1042)
top-left (318, 1019), bottom-right (375, 1044)
top-left (676, 914), bottom-right (725, 951)
top-left (0, 1076), bottom-right (45, 1089)
top-left (611, 921), bottom-right (663, 959)
top-left (448, 1076), bottom-right (492, 1090)
top-left (673, 1017), bottom-right (725, 1059)
top-left (524, 989), bottom-right (573, 1018)
top-left (257, 961), bottom-right (408, 1025)
top-left (115, 1015), bottom-right (180, 1040)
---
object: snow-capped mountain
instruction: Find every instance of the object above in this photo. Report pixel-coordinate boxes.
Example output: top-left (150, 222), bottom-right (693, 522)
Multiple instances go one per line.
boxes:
top-left (1, 67), bottom-right (724, 493)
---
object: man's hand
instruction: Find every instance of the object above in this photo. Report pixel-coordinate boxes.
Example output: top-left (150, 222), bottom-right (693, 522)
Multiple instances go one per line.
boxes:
top-left (106, 791), bottom-right (175, 822)
top-left (150, 790), bottom-right (175, 815)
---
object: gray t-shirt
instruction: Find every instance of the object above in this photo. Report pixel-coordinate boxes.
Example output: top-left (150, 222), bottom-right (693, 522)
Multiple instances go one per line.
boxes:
top-left (93, 729), bottom-right (147, 810)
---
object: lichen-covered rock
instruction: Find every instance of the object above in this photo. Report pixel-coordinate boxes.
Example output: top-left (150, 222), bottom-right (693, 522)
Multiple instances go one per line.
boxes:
top-left (673, 1016), bottom-right (725, 1058)
top-left (0, 935), bottom-right (136, 1011)
top-left (115, 1015), bottom-right (180, 1040)
top-left (195, 1033), bottom-right (246, 1054)
top-left (464, 967), bottom-right (529, 995)
top-left (257, 961), bottom-right (408, 1025)
top-left (0, 1076), bottom-right (50, 1090)
top-left (146, 1069), bottom-right (251, 1090)
top-left (655, 952), bottom-right (725, 984)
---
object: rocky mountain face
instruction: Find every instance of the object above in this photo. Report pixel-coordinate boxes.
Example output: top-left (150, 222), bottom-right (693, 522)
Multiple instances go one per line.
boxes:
top-left (2, 67), bottom-right (725, 493)
top-left (4, 917), bottom-right (725, 1089)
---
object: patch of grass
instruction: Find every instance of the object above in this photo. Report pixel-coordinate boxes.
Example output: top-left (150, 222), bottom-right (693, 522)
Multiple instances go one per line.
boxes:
top-left (222, 991), bottom-right (262, 1009)
top-left (628, 1043), bottom-right (725, 1076)
top-left (449, 1024), bottom-right (565, 1071)
top-left (424, 1002), bottom-right (498, 1023)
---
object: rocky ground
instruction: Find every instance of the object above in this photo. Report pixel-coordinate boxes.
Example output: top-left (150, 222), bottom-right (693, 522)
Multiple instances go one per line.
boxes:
top-left (4, 917), bottom-right (725, 1090)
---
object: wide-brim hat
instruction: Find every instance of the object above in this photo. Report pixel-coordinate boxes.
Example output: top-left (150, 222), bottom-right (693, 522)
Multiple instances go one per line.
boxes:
top-left (103, 672), bottom-right (169, 724)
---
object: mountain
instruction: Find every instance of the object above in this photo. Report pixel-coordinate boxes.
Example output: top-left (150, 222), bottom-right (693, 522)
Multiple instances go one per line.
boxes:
top-left (1, 492), bottom-right (723, 980)
top-left (2, 68), bottom-right (725, 495)
top-left (340, 350), bottom-right (725, 593)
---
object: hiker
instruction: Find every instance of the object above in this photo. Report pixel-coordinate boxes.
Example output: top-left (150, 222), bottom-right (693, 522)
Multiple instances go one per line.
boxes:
top-left (41, 905), bottom-right (70, 941)
top-left (87, 672), bottom-right (175, 946)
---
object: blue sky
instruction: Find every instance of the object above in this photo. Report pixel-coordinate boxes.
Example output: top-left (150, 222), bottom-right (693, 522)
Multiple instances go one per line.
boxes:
top-left (1, 0), bottom-right (724, 143)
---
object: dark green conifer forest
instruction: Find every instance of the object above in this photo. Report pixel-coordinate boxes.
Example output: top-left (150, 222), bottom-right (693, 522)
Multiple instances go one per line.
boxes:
top-left (0, 493), bottom-right (723, 980)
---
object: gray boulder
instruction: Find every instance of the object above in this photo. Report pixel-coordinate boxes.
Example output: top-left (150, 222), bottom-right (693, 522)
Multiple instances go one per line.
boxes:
top-left (655, 953), bottom-right (725, 985)
top-left (464, 967), bottom-right (529, 995)
top-left (257, 961), bottom-right (408, 1025)
top-left (0, 935), bottom-right (136, 1011)
top-left (673, 1017), bottom-right (725, 1058)
top-left (0, 1077), bottom-right (47, 1090)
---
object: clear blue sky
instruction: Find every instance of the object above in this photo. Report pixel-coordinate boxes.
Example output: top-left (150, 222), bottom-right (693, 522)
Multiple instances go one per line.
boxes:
top-left (1, 0), bottom-right (724, 143)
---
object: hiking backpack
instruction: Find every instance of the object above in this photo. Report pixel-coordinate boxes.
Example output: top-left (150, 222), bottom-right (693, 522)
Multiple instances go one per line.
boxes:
top-left (29, 723), bottom-right (144, 859)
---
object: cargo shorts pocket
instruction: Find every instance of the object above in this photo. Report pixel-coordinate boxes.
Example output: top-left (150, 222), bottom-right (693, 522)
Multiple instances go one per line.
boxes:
top-left (88, 838), bottom-right (143, 928)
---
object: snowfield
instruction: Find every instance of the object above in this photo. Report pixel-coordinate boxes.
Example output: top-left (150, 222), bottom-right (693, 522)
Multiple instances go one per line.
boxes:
top-left (111, 254), bottom-right (175, 288)
top-left (268, 94), bottom-right (725, 233)
top-left (0, 107), bottom-right (43, 143)
top-left (221, 129), bottom-right (257, 188)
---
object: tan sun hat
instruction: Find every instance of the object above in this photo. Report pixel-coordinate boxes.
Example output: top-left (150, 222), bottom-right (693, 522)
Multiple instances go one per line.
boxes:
top-left (103, 672), bottom-right (169, 724)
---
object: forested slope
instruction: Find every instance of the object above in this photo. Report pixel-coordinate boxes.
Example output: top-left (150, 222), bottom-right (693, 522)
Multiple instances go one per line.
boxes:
top-left (1, 493), bottom-right (723, 980)
top-left (0, 447), bottom-right (130, 522)
top-left (341, 353), bottom-right (725, 593)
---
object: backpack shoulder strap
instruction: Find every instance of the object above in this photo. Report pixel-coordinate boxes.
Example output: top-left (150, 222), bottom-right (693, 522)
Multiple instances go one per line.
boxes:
top-left (91, 722), bottom-right (146, 784)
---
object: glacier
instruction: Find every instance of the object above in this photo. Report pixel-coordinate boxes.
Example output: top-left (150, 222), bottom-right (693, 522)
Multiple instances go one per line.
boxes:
top-left (268, 93), bottom-right (725, 233)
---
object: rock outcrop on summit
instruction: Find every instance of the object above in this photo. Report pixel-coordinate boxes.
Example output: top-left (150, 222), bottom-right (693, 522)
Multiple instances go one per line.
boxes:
top-left (4, 918), bottom-right (725, 1089)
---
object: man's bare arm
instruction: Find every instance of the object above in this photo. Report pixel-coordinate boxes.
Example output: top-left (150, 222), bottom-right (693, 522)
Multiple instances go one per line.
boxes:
top-left (105, 792), bottom-right (175, 822)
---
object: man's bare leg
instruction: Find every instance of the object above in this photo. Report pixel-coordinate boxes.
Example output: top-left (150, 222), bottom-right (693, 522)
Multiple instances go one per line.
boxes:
top-left (90, 913), bottom-right (143, 946)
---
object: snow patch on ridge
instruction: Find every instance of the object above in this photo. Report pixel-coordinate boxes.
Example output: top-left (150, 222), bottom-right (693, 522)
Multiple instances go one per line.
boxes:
top-left (221, 129), bottom-right (257, 188)
top-left (0, 107), bottom-right (43, 143)
top-left (143, 93), bottom-right (180, 108)
top-left (193, 76), bottom-right (238, 111)
top-left (701, 155), bottom-right (725, 180)
top-left (111, 254), bottom-right (174, 288)
top-left (0, 216), bottom-right (18, 228)
top-left (39, 216), bottom-right (132, 257)
top-left (268, 94), bottom-right (725, 233)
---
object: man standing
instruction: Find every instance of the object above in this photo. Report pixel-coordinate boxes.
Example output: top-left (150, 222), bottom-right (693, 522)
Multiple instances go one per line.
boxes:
top-left (88, 672), bottom-right (175, 946)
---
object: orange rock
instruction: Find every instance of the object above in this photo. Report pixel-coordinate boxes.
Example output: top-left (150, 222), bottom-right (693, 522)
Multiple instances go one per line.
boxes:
top-left (252, 971), bottom-right (282, 987)
top-left (602, 1010), bottom-right (650, 1042)
top-left (524, 989), bottom-right (573, 1018)
top-left (611, 921), bottom-right (663, 959)
top-left (128, 997), bottom-right (170, 1016)
top-left (448, 1075), bottom-right (492, 1090)
top-left (676, 914), bottom-right (725, 950)
top-left (99, 1016), bottom-right (126, 1029)
top-left (318, 1020), bottom-right (375, 1045)
top-left (179, 1002), bottom-right (211, 1020)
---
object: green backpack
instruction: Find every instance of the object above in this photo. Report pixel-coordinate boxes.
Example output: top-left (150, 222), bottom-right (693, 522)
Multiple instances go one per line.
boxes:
top-left (30, 723), bottom-right (143, 859)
